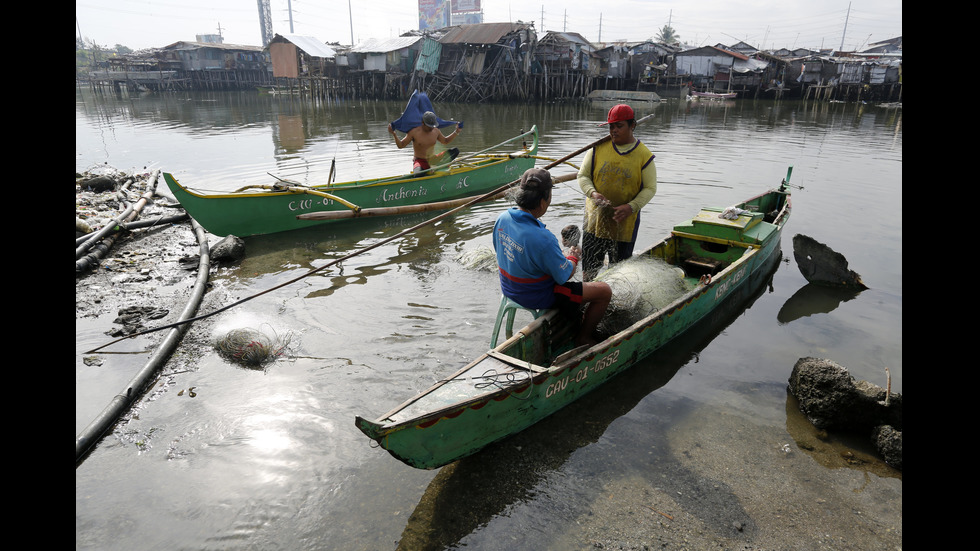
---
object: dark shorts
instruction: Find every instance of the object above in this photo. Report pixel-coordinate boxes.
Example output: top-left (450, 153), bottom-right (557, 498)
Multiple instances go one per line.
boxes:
top-left (553, 280), bottom-right (585, 317)
top-left (581, 215), bottom-right (641, 279)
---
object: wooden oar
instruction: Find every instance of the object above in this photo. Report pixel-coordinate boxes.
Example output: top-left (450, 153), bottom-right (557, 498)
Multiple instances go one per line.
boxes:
top-left (86, 119), bottom-right (651, 352)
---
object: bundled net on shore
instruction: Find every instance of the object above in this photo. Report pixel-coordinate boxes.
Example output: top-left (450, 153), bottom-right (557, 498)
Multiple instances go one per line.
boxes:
top-left (594, 256), bottom-right (697, 335)
top-left (214, 327), bottom-right (292, 367)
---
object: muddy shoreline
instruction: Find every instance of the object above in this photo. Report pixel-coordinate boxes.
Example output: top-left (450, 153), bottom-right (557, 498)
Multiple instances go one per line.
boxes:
top-left (77, 169), bottom-right (201, 321)
top-left (396, 360), bottom-right (901, 551)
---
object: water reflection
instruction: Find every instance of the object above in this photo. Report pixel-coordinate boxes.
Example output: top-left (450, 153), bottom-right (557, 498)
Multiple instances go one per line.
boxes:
top-left (777, 283), bottom-right (864, 324)
top-left (212, 203), bottom-right (500, 298)
top-left (77, 91), bottom-right (901, 550)
top-left (277, 114), bottom-right (306, 150)
top-left (783, 394), bottom-right (900, 480)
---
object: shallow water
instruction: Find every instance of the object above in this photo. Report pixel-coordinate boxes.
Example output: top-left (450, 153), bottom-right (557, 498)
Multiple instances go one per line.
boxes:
top-left (76, 88), bottom-right (901, 549)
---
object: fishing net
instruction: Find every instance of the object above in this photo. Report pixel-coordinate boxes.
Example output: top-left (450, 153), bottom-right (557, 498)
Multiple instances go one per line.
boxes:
top-left (214, 327), bottom-right (292, 367)
top-left (456, 245), bottom-right (498, 273)
top-left (594, 255), bottom-right (698, 334)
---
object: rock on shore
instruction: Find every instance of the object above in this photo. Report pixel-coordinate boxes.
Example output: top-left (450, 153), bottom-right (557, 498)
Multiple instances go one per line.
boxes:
top-left (788, 357), bottom-right (902, 470)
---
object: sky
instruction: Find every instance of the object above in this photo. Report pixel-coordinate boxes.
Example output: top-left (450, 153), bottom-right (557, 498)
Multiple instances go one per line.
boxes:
top-left (76, 0), bottom-right (902, 53)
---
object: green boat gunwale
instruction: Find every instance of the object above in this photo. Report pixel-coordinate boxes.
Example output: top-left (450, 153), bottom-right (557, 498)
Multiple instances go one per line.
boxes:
top-left (362, 245), bottom-right (764, 438)
top-left (168, 125), bottom-right (539, 197)
top-left (358, 190), bottom-right (789, 439)
top-left (162, 126), bottom-right (540, 237)
top-left (166, 152), bottom-right (523, 199)
top-left (356, 181), bottom-right (792, 468)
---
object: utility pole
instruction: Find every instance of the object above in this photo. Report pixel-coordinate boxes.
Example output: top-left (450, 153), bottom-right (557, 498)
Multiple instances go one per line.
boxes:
top-left (839, 2), bottom-right (851, 51)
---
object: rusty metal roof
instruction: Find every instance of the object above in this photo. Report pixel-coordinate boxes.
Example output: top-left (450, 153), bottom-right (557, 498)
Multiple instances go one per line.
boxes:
top-left (438, 23), bottom-right (530, 45)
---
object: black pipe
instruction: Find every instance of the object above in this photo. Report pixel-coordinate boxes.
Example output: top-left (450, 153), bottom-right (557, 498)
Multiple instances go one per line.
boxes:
top-left (75, 213), bottom-right (189, 248)
top-left (75, 219), bottom-right (211, 466)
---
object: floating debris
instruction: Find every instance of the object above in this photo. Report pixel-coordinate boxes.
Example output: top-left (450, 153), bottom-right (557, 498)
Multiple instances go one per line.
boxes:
top-left (108, 306), bottom-right (171, 337)
top-left (792, 234), bottom-right (868, 289)
top-left (456, 245), bottom-right (498, 273)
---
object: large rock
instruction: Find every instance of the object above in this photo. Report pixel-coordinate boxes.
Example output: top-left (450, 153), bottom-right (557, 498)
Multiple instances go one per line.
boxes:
top-left (788, 357), bottom-right (902, 470)
top-left (788, 357), bottom-right (901, 431)
top-left (871, 425), bottom-right (903, 470)
top-left (210, 235), bottom-right (246, 263)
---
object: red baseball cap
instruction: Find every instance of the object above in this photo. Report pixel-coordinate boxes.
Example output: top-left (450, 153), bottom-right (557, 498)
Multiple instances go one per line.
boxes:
top-left (601, 104), bottom-right (634, 125)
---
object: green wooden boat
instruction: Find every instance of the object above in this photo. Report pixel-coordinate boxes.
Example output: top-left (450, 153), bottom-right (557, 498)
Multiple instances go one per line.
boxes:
top-left (355, 172), bottom-right (794, 469)
top-left (163, 127), bottom-right (539, 237)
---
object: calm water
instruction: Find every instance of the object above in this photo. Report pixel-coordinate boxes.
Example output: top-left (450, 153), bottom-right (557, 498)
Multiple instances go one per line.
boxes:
top-left (76, 87), bottom-right (902, 549)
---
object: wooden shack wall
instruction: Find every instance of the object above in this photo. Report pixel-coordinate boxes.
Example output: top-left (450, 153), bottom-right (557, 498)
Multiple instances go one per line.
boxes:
top-left (270, 43), bottom-right (299, 78)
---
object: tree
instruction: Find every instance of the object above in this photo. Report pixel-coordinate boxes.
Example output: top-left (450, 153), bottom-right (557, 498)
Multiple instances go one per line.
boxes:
top-left (655, 25), bottom-right (679, 45)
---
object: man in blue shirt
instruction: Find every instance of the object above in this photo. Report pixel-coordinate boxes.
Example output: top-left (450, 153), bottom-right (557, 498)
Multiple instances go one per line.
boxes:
top-left (493, 168), bottom-right (612, 346)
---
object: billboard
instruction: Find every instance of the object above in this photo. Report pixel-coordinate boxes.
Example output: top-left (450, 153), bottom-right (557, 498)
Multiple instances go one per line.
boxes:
top-left (452, 0), bottom-right (481, 13)
top-left (419, 0), bottom-right (450, 30)
top-left (419, 0), bottom-right (481, 30)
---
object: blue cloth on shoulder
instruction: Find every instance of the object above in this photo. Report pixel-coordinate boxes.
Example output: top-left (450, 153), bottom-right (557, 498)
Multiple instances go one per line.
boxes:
top-left (390, 90), bottom-right (459, 132)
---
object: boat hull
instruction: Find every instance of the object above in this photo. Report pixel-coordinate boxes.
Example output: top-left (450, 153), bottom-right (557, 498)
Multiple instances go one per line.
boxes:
top-left (356, 185), bottom-right (792, 469)
top-left (691, 91), bottom-right (737, 99)
top-left (164, 128), bottom-right (538, 237)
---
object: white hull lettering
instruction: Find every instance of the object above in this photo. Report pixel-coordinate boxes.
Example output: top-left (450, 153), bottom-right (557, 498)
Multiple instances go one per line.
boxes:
top-left (546, 376), bottom-right (568, 398)
top-left (288, 197), bottom-right (333, 211)
top-left (713, 267), bottom-right (746, 300)
top-left (380, 185), bottom-right (429, 203)
top-left (546, 349), bottom-right (621, 399)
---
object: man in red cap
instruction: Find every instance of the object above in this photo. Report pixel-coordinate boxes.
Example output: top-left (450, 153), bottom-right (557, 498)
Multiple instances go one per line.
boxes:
top-left (576, 103), bottom-right (658, 280)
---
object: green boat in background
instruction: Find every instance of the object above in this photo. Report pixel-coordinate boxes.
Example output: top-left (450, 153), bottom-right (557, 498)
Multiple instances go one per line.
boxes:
top-left (355, 171), bottom-right (794, 469)
top-left (163, 126), bottom-right (539, 237)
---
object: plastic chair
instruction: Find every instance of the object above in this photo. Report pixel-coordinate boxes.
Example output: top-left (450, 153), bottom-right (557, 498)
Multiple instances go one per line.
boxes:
top-left (490, 295), bottom-right (548, 348)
